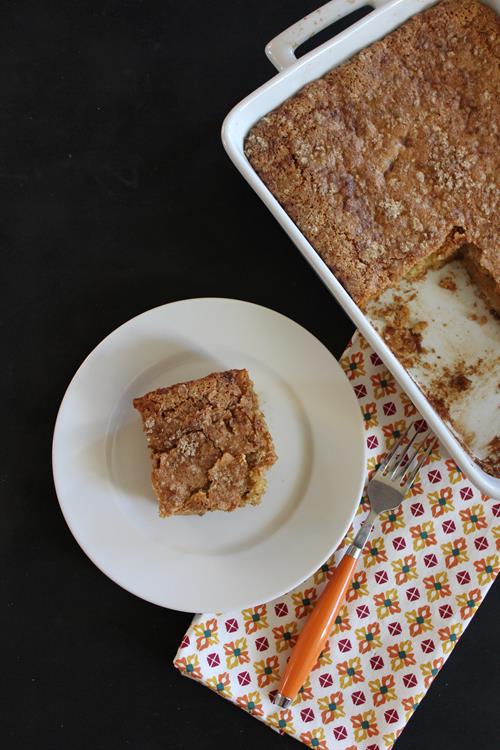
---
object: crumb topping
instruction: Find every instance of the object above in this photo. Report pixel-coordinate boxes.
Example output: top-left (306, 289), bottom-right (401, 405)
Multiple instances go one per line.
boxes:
top-left (133, 369), bottom-right (276, 516)
top-left (244, 0), bottom-right (499, 309)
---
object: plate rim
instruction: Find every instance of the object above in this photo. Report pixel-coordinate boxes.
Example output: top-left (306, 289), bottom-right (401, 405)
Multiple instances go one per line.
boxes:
top-left (52, 297), bottom-right (366, 612)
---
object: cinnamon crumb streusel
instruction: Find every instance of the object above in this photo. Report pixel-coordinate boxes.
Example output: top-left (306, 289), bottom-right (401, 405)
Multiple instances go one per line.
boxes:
top-left (245, 0), bottom-right (499, 311)
top-left (133, 369), bottom-right (276, 517)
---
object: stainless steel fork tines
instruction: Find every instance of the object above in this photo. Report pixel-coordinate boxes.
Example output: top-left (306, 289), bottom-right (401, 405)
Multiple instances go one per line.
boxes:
top-left (379, 422), bottom-right (436, 489)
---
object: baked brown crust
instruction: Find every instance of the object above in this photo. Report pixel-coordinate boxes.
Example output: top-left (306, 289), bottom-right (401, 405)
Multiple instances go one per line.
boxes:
top-left (245, 0), bottom-right (499, 309)
top-left (133, 369), bottom-right (277, 517)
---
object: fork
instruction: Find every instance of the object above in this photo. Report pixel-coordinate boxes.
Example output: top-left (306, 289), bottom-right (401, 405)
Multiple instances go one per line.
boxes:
top-left (274, 421), bottom-right (437, 708)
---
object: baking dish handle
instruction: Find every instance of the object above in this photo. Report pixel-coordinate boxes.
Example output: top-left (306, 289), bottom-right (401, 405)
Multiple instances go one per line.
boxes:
top-left (266, 0), bottom-right (386, 71)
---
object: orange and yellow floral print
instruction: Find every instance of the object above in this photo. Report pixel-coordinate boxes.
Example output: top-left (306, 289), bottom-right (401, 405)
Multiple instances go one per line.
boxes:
top-left (351, 709), bottom-right (379, 742)
top-left (357, 332), bottom-right (369, 349)
top-left (371, 370), bottom-right (397, 399)
top-left (400, 390), bottom-right (417, 417)
top-left (402, 693), bottom-right (424, 721)
top-left (445, 458), bottom-right (464, 484)
top-left (368, 674), bottom-right (396, 707)
top-left (337, 526), bottom-right (355, 548)
top-left (410, 521), bottom-right (437, 550)
top-left (312, 640), bottom-right (332, 670)
top-left (425, 439), bottom-right (441, 463)
top-left (459, 504), bottom-right (487, 535)
top-left (267, 709), bottom-right (295, 736)
top-left (420, 658), bottom-right (444, 688)
top-left (236, 691), bottom-right (264, 717)
top-left (362, 536), bottom-right (388, 568)
top-left (383, 729), bottom-right (404, 749)
top-left (318, 691), bottom-right (345, 723)
top-left (295, 676), bottom-right (313, 704)
top-left (441, 537), bottom-right (469, 569)
top-left (356, 494), bottom-right (371, 516)
top-left (367, 453), bottom-right (386, 480)
top-left (313, 555), bottom-right (336, 585)
top-left (474, 554), bottom-right (499, 585)
top-left (254, 655), bottom-right (280, 688)
top-left (407, 477), bottom-right (424, 496)
top-left (380, 506), bottom-right (405, 534)
top-left (346, 569), bottom-right (369, 602)
top-left (374, 589), bottom-right (400, 619)
top-left (224, 638), bottom-right (250, 669)
top-left (207, 671), bottom-right (232, 698)
top-left (194, 618), bottom-right (219, 651)
top-left (493, 525), bottom-right (500, 551)
top-left (355, 622), bottom-right (382, 653)
top-left (173, 653), bottom-right (201, 681)
top-left (456, 588), bottom-right (482, 620)
top-left (341, 351), bottom-right (365, 380)
top-left (387, 640), bottom-right (416, 671)
top-left (292, 587), bottom-right (318, 619)
top-left (405, 605), bottom-right (433, 637)
top-left (423, 571), bottom-right (451, 602)
top-left (336, 656), bottom-right (364, 688)
top-left (331, 604), bottom-right (350, 636)
top-left (362, 401), bottom-right (378, 430)
top-left (383, 420), bottom-right (407, 450)
top-left (438, 623), bottom-right (463, 654)
top-left (242, 605), bottom-right (268, 634)
top-left (392, 554), bottom-right (418, 585)
top-left (428, 486), bottom-right (455, 517)
top-left (300, 727), bottom-right (327, 750)
top-left (383, 732), bottom-right (396, 749)
top-left (272, 622), bottom-right (298, 653)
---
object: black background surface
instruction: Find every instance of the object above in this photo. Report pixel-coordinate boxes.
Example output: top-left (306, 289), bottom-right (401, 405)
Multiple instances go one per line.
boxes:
top-left (2, 1), bottom-right (498, 748)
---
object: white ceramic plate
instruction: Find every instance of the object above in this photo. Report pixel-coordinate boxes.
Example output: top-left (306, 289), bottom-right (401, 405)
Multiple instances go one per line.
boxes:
top-left (52, 298), bottom-right (366, 613)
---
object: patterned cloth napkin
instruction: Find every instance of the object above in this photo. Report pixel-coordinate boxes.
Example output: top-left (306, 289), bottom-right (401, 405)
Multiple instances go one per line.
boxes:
top-left (174, 332), bottom-right (499, 749)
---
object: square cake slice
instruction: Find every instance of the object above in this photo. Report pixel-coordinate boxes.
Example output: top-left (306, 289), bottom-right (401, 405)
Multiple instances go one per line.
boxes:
top-left (133, 369), bottom-right (277, 517)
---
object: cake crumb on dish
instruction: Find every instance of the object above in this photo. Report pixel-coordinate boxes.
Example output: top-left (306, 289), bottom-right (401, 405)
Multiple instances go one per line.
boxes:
top-left (468, 313), bottom-right (488, 325)
top-left (439, 275), bottom-right (458, 292)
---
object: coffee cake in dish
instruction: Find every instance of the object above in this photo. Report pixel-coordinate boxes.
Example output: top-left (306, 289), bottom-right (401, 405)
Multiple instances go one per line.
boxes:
top-left (133, 369), bottom-right (276, 517)
top-left (245, 0), bottom-right (499, 311)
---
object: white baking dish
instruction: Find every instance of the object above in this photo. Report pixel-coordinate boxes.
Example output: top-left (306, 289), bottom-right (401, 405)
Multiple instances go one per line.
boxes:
top-left (222, 0), bottom-right (500, 499)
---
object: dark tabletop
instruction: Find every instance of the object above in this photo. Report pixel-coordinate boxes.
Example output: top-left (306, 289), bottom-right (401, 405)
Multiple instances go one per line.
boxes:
top-left (2, 1), bottom-right (498, 748)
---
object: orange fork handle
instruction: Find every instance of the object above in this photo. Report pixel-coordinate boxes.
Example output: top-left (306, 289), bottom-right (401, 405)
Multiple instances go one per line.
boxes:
top-left (277, 553), bottom-right (358, 702)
